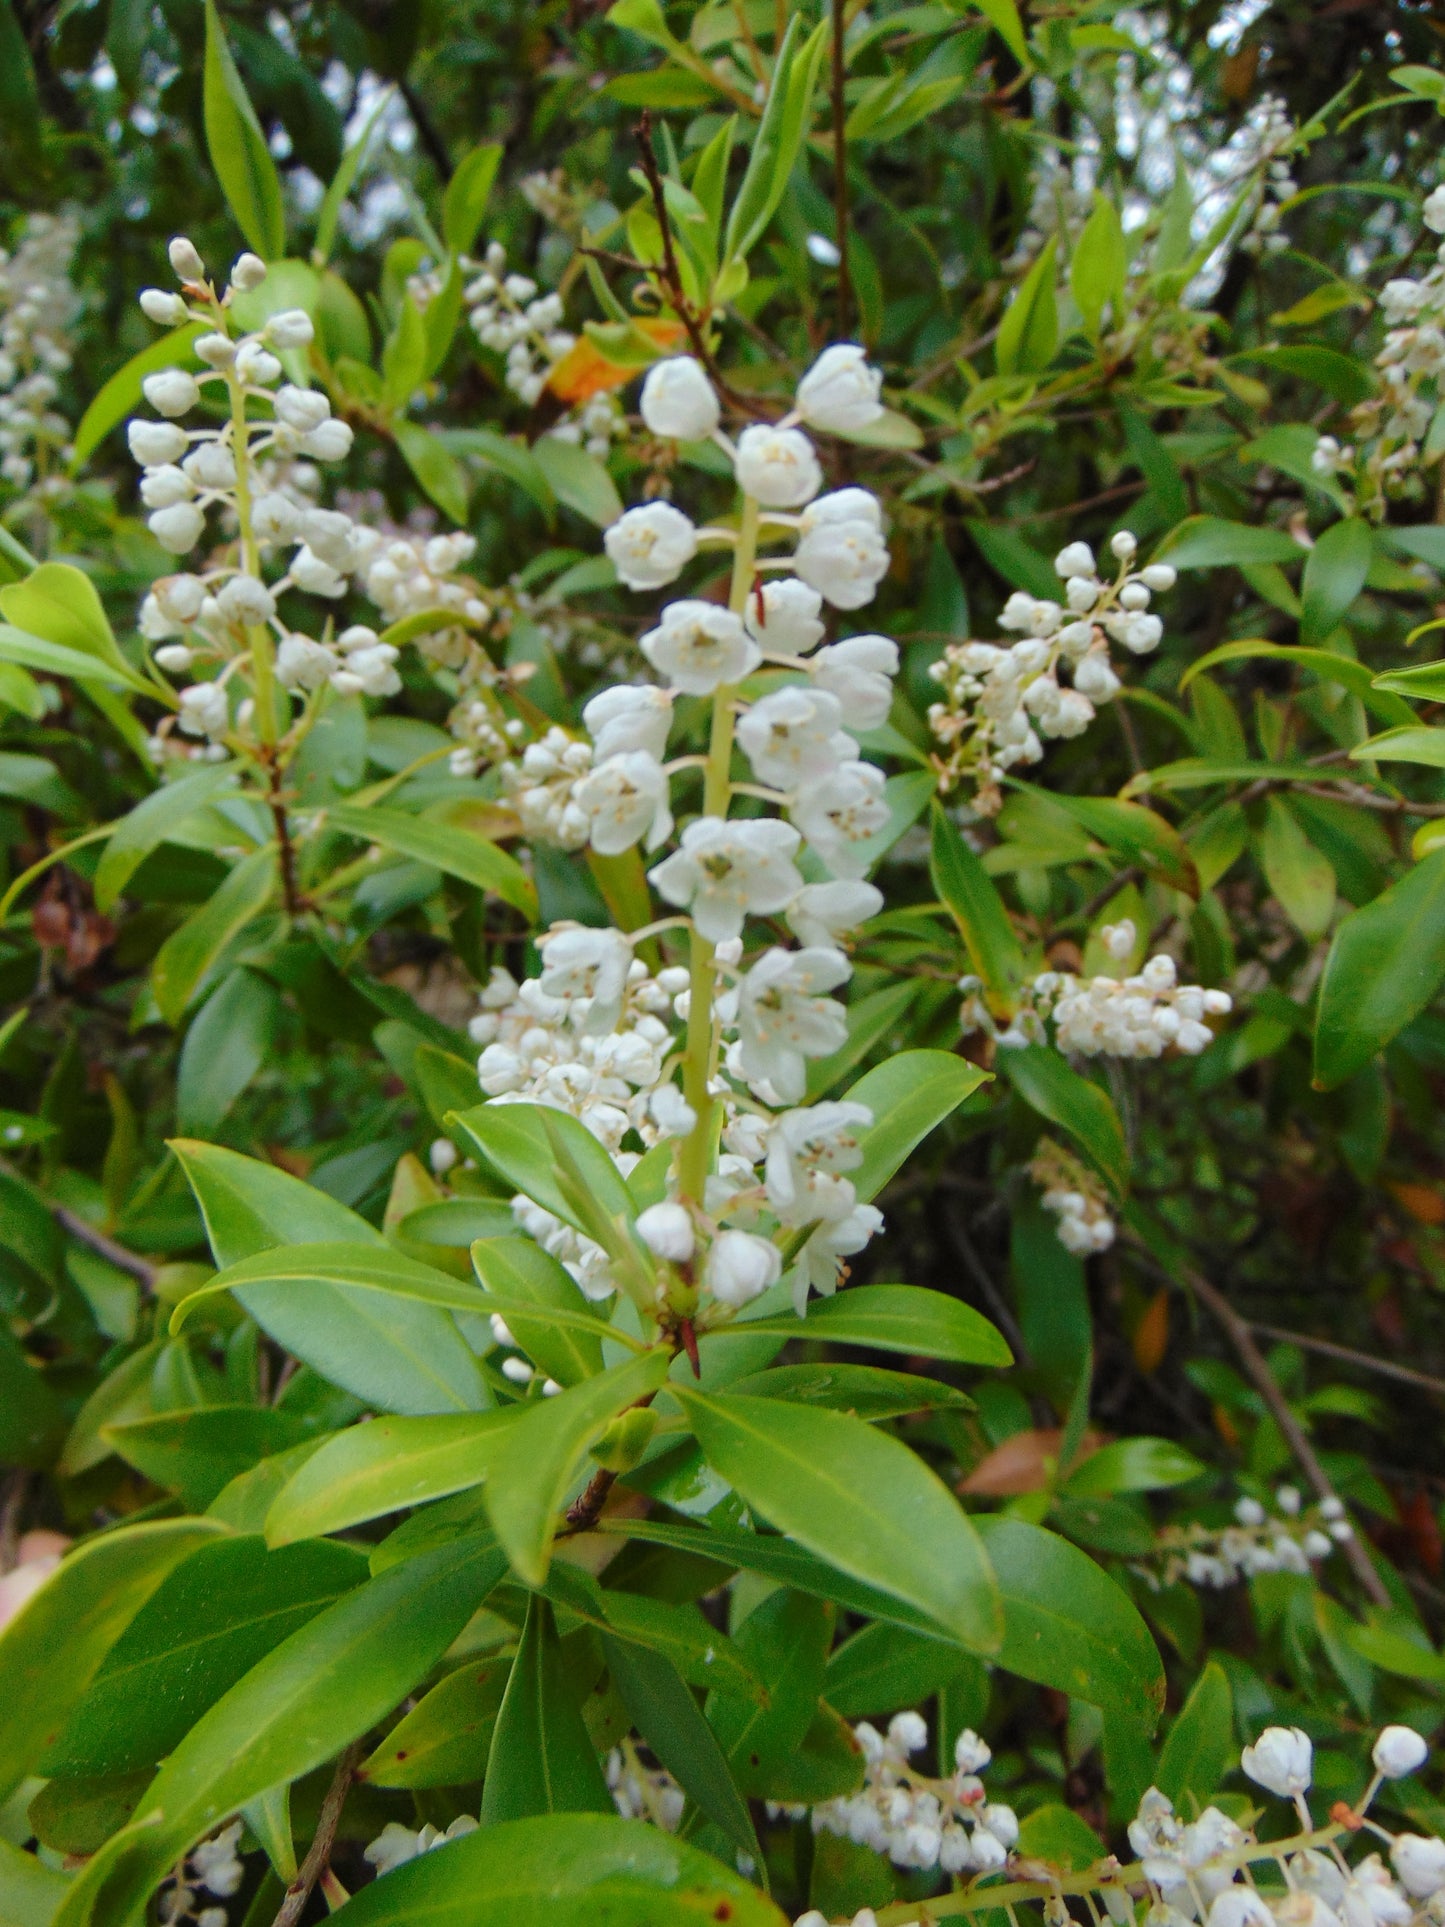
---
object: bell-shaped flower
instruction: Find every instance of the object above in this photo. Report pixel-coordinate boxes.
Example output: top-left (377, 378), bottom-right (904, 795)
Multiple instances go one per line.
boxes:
top-left (786, 878), bottom-right (883, 949)
top-left (737, 950), bottom-right (852, 1103)
top-left (793, 488), bottom-right (890, 609)
top-left (736, 686), bottom-right (855, 791)
top-left (706, 1228), bottom-right (781, 1308)
top-left (604, 502), bottom-right (698, 591)
top-left (790, 759), bottom-right (890, 877)
top-left (573, 750), bottom-right (673, 855)
top-left (764, 1098), bottom-right (871, 1223)
top-left (1240, 1725), bottom-right (1312, 1799)
top-left (648, 816), bottom-right (804, 943)
top-left (733, 423), bottom-right (822, 508)
top-left (795, 344), bottom-right (885, 434)
top-left (744, 577), bottom-right (826, 656)
top-left (811, 634), bottom-right (899, 730)
top-left (537, 925), bottom-right (634, 1034)
top-left (640, 357), bottom-right (720, 440)
top-left (640, 599), bottom-right (760, 695)
top-left (583, 684), bottom-right (674, 763)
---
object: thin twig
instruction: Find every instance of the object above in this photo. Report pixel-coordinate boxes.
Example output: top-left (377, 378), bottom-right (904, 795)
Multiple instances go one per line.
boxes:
top-left (0, 1158), bottom-right (158, 1287)
top-left (1171, 1258), bottom-right (1391, 1608)
top-left (943, 1196), bottom-right (1030, 1365)
top-left (565, 1464), bottom-right (618, 1533)
top-left (1250, 1324), bottom-right (1445, 1399)
top-left (270, 1740), bottom-right (363, 1927)
top-left (830, 0), bottom-right (853, 339)
top-left (1075, 865), bottom-right (1143, 928)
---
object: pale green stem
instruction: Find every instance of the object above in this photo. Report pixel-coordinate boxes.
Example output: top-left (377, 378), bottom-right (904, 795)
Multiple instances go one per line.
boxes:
top-left (225, 371), bottom-right (279, 749)
top-left (675, 493), bottom-right (761, 1207)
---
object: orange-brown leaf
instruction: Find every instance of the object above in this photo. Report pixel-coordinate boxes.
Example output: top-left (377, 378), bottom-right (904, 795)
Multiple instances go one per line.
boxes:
top-left (545, 319), bottom-right (687, 405)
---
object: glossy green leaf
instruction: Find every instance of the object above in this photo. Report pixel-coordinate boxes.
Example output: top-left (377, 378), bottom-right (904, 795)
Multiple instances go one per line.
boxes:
top-left (0, 623), bottom-right (148, 691)
top-left (93, 766), bottom-right (238, 912)
top-left (996, 234), bottom-right (1059, 375)
top-left (530, 436), bottom-right (623, 528)
top-left (931, 803), bottom-right (1023, 1011)
top-left (1155, 1659), bottom-right (1232, 1807)
top-left (1000, 1047), bottom-right (1129, 1199)
top-left (443, 141), bottom-right (504, 254)
top-left (1261, 796), bottom-right (1336, 940)
top-left (483, 1350), bottom-right (671, 1584)
top-left (151, 847), bottom-right (277, 1025)
top-left (1155, 517), bottom-right (1304, 571)
top-left (0, 1836), bottom-right (69, 1927)
top-left (326, 802), bottom-right (536, 915)
top-left (724, 17), bottom-right (828, 265)
top-left (717, 1283), bottom-right (1011, 1367)
top-left (361, 1657), bottom-right (509, 1787)
top-left (1015, 784), bottom-right (1199, 896)
top-left (1071, 194), bottom-right (1126, 337)
top-left (1015, 1802), bottom-right (1105, 1872)
top-left (1183, 638), bottom-right (1412, 728)
top-left (103, 1404), bottom-right (317, 1510)
top-left (176, 966), bottom-right (281, 1136)
top-left (394, 420), bottom-right (470, 524)
top-left (449, 1101), bottom-right (639, 1259)
top-left (729, 1361), bottom-right (971, 1420)
top-left (43, 1536), bottom-right (367, 1777)
top-left (480, 1593), bottom-right (612, 1822)
top-left (321, 1812), bottom-right (785, 1925)
top-left (845, 1049), bottom-right (990, 1204)
top-left (706, 1588), bottom-right (833, 1796)
top-left (1300, 516), bottom-right (1373, 644)
top-left (540, 1562), bottom-right (764, 1704)
top-left (675, 1387), bottom-right (1002, 1652)
top-left (1064, 1436), bottom-right (1206, 1497)
top-left (53, 1535), bottom-right (506, 1927)
top-left (1349, 725), bottom-right (1445, 767)
top-left (471, 1235), bottom-right (604, 1385)
top-left (0, 564), bottom-right (135, 681)
top-left (0, 1518), bottom-right (227, 1802)
top-left (1313, 848), bottom-right (1445, 1087)
top-left (824, 1620), bottom-right (976, 1720)
top-left (264, 1417), bottom-right (515, 1543)
top-left (202, 0), bottom-right (285, 259)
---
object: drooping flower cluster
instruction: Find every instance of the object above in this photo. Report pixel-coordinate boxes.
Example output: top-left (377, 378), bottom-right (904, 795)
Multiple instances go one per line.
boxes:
top-left (927, 534), bottom-right (1175, 813)
top-left (364, 1814), bottom-right (479, 1878)
top-left (0, 211), bottom-right (80, 502)
top-left (1030, 1136), bottom-right (1116, 1255)
top-left (806, 1716), bottom-right (1021, 1876)
top-left (465, 238), bottom-right (623, 453)
top-left (1139, 1487), bottom-right (1354, 1592)
top-left (608, 1744), bottom-right (686, 1830)
top-left (1314, 186), bottom-right (1445, 518)
top-left (962, 929), bottom-right (1231, 1059)
top-left (158, 1819), bottom-right (244, 1927)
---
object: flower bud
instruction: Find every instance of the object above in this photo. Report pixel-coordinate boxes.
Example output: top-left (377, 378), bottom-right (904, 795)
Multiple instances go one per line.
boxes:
top-left (640, 357), bottom-right (720, 441)
top-left (140, 288), bottom-right (189, 326)
top-left (127, 419), bottom-right (188, 466)
top-left (1110, 529), bottom-right (1138, 559)
top-left (153, 643), bottom-right (194, 673)
top-left (168, 236), bottom-right (206, 282)
top-left (142, 369), bottom-right (201, 418)
top-left (1373, 1725), bottom-right (1428, 1780)
top-left (635, 1202), bottom-right (696, 1265)
top-left (1393, 1835), bottom-right (1445, 1900)
top-left (1240, 1725), bottom-right (1312, 1798)
top-left (705, 1229), bottom-right (781, 1307)
top-left (230, 253), bottom-right (268, 291)
top-left (795, 343), bottom-right (885, 435)
top-left (265, 309), bottom-right (315, 350)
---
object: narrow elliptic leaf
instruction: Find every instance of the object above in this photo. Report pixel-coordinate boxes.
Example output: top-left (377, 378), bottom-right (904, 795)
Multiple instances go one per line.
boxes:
top-left (675, 1388), bottom-right (1002, 1653)
top-left (326, 802), bottom-right (537, 916)
top-left (931, 803), bottom-right (1023, 1012)
top-left (361, 1657), bottom-right (509, 1788)
top-left (715, 1283), bottom-right (1011, 1367)
top-left (265, 1415), bottom-right (516, 1544)
top-left (103, 1405), bottom-right (317, 1510)
top-left (471, 1236), bottom-right (605, 1385)
top-left (150, 848), bottom-right (277, 1025)
top-left (202, 0), bottom-right (285, 259)
top-left (449, 1101), bottom-right (639, 1257)
top-left (705, 1588), bottom-right (832, 1798)
top-left (844, 1051), bottom-right (990, 1204)
top-left (1155, 1659), bottom-right (1233, 1807)
top-left (1314, 848), bottom-right (1445, 1088)
top-left (999, 1047), bottom-right (1129, 1200)
top-left (479, 1594), bottom-right (613, 1823)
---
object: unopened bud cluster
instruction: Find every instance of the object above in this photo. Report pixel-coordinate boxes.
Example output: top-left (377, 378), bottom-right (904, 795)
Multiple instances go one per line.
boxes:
top-left (1140, 1487), bottom-right (1354, 1591)
top-left (0, 212), bottom-right (80, 500)
top-left (1030, 1137), bottom-right (1116, 1255)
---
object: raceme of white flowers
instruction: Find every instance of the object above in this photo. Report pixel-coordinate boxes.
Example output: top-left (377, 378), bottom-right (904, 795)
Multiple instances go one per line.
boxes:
top-left (1313, 185), bottom-right (1445, 519)
top-left (159, 1819), bottom-right (245, 1927)
top-left (465, 346), bottom-right (901, 1327)
top-left (1030, 1136), bottom-right (1118, 1255)
top-left (0, 210), bottom-right (81, 501)
top-left (927, 534), bottom-right (1175, 813)
top-left (786, 1720), bottom-right (1441, 1927)
top-left (1138, 1486), bottom-right (1355, 1592)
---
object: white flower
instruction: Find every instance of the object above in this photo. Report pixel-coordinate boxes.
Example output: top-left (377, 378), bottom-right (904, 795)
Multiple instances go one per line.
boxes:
top-left (734, 424), bottom-right (822, 508)
top-left (266, 309), bottom-right (315, 350)
top-left (795, 344), bottom-right (885, 434)
top-left (215, 573), bottom-right (276, 626)
top-left (583, 684), bottom-right (674, 762)
top-left (640, 357), bottom-right (720, 440)
top-left (790, 759), bottom-right (889, 877)
top-left (796, 1202), bottom-right (882, 1308)
top-left (706, 1228), bottom-right (781, 1307)
top-left (649, 1083), bottom-right (697, 1139)
top-left (649, 816), bottom-right (804, 943)
top-left (183, 440), bottom-right (237, 489)
top-left (191, 1822), bottom-right (245, 1896)
top-left (605, 502), bottom-right (699, 591)
top-left (1055, 541), bottom-right (1096, 578)
top-left (1241, 1725), bottom-right (1312, 1798)
top-left (811, 634), bottom-right (899, 730)
top-left (744, 577), bottom-right (826, 656)
top-left (300, 419), bottom-right (353, 460)
top-left (1208, 1891), bottom-right (1277, 1927)
top-left (786, 878), bottom-right (882, 948)
top-left (573, 750), bottom-right (673, 854)
top-left (1393, 1838), bottom-right (1445, 1902)
top-left (276, 635), bottom-right (335, 689)
top-left (1341, 1858), bottom-right (1413, 1927)
top-left (738, 950), bottom-right (851, 1103)
top-left (273, 384), bottom-right (331, 431)
top-left (537, 925), bottom-right (634, 1033)
top-left (635, 1201), bottom-right (696, 1264)
top-left (955, 1730), bottom-right (992, 1773)
top-left (1373, 1726), bottom-right (1428, 1780)
top-left (252, 491), bottom-right (304, 544)
top-left (764, 1097), bottom-right (870, 1221)
top-left (148, 502), bottom-right (206, 553)
top-left (128, 419), bottom-right (189, 466)
top-left (736, 686), bottom-right (855, 790)
top-left (231, 252), bottom-right (267, 291)
top-left (139, 464), bottom-right (193, 508)
top-left (794, 490), bottom-right (890, 610)
top-left (142, 368), bottom-right (200, 417)
top-left (1425, 186), bottom-right (1445, 234)
top-left (640, 599), bottom-right (760, 694)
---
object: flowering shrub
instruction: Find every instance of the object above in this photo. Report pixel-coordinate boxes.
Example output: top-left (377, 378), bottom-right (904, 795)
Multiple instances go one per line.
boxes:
top-left (0, 5), bottom-right (1444, 1927)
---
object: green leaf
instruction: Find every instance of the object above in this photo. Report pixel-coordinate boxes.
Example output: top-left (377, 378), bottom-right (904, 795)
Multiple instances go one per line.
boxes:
top-left (471, 1236), bottom-right (604, 1386)
top-left (0, 1837), bottom-right (69, 1927)
top-left (845, 1050), bottom-right (990, 1204)
top-left (1184, 639), bottom-right (1413, 728)
top-left (706, 1587), bottom-right (833, 1796)
top-left (483, 1350), bottom-right (671, 1584)
top-left (1013, 785), bottom-right (1199, 895)
top-left (0, 563), bottom-right (140, 684)
top-left (325, 801), bottom-right (536, 916)
top-left (724, 16), bottom-right (828, 265)
top-left (731, 1361), bottom-right (971, 1420)
top-left (1300, 516), bottom-right (1373, 645)
top-left (265, 1417), bottom-right (515, 1543)
top-left (531, 436), bottom-right (624, 528)
top-left (0, 752), bottom-right (82, 817)
top-left (1155, 517), bottom-right (1304, 571)
top-left (931, 803), bottom-right (1023, 1012)
top-left (824, 1620), bottom-right (976, 1720)
top-left (312, 83), bottom-right (394, 268)
top-left (554, 1573), bottom-right (764, 1703)
top-left (94, 766), bottom-right (238, 912)
top-left (1064, 1436), bottom-right (1206, 1496)
top-left (173, 1137), bottom-right (385, 1261)
top-left (315, 1812), bottom-right (786, 1926)
top-left (393, 420), bottom-right (470, 524)
top-left (675, 1387), bottom-right (1003, 1651)
top-left (0, 624), bottom-right (148, 692)
top-left (481, 1594), bottom-right (612, 1822)
top-left (715, 1282), bottom-right (1011, 1367)
top-left (1261, 796), bottom-right (1336, 940)
top-left (53, 1536), bottom-right (506, 1927)
top-left (1071, 194), bottom-right (1126, 338)
top-left (975, 1516), bottom-right (1165, 1730)
top-left (71, 323), bottom-right (207, 470)
top-left (151, 847), bottom-right (277, 1024)
top-left (443, 141), bottom-right (504, 255)
top-left (0, 1519), bottom-right (227, 1802)
top-left (362, 1657), bottom-right (509, 1787)
top-left (103, 1405), bottom-right (317, 1510)
top-left (604, 1635), bottom-right (761, 1860)
top-left (996, 235), bottom-right (1058, 377)
top-left (999, 1048), bottom-right (1129, 1200)
top-left (176, 966), bottom-right (281, 1135)
top-left (43, 1536), bottom-right (367, 1778)
top-left (1015, 1802), bottom-right (1105, 1873)
top-left (449, 1101), bottom-right (639, 1259)
top-left (1313, 848), bottom-right (1445, 1088)
top-left (1349, 725), bottom-right (1445, 767)
top-left (1155, 1659), bottom-right (1232, 1807)
top-left (972, 0), bottom-right (1029, 63)
top-left (203, 0), bottom-right (285, 260)
top-left (1372, 658), bottom-right (1445, 700)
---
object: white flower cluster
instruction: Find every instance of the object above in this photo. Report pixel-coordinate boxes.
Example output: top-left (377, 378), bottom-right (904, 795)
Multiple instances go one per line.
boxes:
top-left (1238, 103), bottom-right (1298, 259)
top-left (927, 534), bottom-right (1175, 813)
top-left (963, 930), bottom-right (1231, 1060)
top-left (0, 211), bottom-right (80, 498)
top-left (464, 238), bottom-right (622, 453)
top-left (364, 1814), bottom-right (478, 1878)
top-left (608, 1745), bottom-right (685, 1829)
top-left (1140, 1487), bottom-right (1354, 1592)
top-left (1313, 187), bottom-right (1445, 517)
top-left (1030, 1137), bottom-right (1116, 1255)
top-left (160, 1819), bottom-right (243, 1927)
top-left (805, 1715), bottom-right (1020, 1876)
